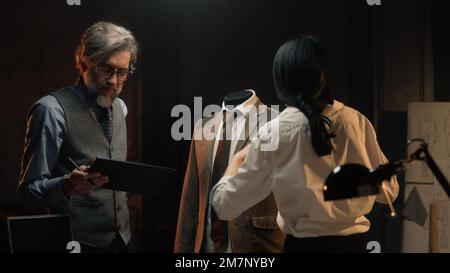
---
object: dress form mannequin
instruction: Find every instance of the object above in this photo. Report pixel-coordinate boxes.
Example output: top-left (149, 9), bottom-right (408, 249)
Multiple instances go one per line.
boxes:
top-left (174, 89), bottom-right (285, 253)
top-left (223, 90), bottom-right (253, 108)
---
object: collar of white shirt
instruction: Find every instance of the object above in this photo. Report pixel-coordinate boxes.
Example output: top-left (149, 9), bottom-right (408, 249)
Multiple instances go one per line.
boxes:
top-left (221, 89), bottom-right (257, 118)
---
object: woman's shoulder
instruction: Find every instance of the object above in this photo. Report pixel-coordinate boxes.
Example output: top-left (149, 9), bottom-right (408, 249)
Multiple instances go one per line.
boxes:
top-left (277, 107), bottom-right (309, 129)
top-left (254, 108), bottom-right (308, 151)
top-left (332, 102), bottom-right (374, 134)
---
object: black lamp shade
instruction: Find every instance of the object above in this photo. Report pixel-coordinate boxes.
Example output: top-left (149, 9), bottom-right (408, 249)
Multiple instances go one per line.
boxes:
top-left (323, 164), bottom-right (380, 201)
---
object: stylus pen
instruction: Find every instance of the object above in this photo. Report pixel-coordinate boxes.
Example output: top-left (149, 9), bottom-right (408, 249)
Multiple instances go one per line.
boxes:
top-left (68, 157), bottom-right (96, 187)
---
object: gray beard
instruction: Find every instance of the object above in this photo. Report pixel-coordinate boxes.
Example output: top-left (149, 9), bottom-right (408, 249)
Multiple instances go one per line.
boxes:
top-left (96, 94), bottom-right (115, 108)
top-left (95, 85), bottom-right (123, 108)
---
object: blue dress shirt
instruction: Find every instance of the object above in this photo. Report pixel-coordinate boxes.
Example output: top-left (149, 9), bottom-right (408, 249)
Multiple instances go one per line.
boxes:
top-left (17, 80), bottom-right (127, 211)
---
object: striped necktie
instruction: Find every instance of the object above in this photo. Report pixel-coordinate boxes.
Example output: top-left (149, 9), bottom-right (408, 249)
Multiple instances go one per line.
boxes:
top-left (99, 107), bottom-right (113, 143)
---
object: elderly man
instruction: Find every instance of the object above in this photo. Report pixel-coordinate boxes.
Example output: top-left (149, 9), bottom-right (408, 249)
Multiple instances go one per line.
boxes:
top-left (17, 21), bottom-right (139, 253)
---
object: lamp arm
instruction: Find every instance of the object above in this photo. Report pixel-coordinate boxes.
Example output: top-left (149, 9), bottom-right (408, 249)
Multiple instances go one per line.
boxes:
top-left (423, 148), bottom-right (450, 198)
top-left (371, 160), bottom-right (408, 182)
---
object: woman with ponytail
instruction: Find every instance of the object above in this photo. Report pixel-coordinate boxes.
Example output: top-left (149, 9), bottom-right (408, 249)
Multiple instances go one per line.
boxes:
top-left (211, 35), bottom-right (399, 253)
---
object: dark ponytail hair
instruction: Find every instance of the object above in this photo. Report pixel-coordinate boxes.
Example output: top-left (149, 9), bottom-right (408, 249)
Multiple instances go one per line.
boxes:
top-left (273, 35), bottom-right (334, 156)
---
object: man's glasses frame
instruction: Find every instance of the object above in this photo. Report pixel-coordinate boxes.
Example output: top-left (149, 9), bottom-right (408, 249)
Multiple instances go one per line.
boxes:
top-left (87, 59), bottom-right (134, 81)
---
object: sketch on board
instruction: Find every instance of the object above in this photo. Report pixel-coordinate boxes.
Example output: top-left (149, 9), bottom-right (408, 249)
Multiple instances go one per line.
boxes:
top-left (431, 201), bottom-right (450, 253)
top-left (405, 103), bottom-right (450, 252)
top-left (444, 110), bottom-right (450, 158)
top-left (402, 184), bottom-right (434, 253)
top-left (433, 160), bottom-right (450, 202)
top-left (417, 113), bottom-right (438, 178)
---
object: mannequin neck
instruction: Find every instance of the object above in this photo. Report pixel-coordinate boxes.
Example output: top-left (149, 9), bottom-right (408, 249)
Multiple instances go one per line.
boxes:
top-left (223, 90), bottom-right (253, 109)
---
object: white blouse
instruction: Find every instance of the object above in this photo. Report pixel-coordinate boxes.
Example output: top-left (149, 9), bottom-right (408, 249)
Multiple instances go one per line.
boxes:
top-left (212, 100), bottom-right (399, 238)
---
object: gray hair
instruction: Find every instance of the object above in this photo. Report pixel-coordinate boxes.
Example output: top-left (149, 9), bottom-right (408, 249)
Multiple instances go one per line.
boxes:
top-left (75, 21), bottom-right (139, 72)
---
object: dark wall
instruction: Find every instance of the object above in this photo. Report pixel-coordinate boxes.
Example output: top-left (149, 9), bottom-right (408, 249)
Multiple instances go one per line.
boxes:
top-left (433, 1), bottom-right (450, 102)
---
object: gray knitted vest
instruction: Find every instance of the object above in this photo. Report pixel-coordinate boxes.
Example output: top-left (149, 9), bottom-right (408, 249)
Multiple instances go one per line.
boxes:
top-left (51, 86), bottom-right (130, 248)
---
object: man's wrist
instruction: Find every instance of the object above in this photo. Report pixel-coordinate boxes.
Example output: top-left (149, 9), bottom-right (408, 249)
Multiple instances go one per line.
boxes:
top-left (61, 174), bottom-right (74, 197)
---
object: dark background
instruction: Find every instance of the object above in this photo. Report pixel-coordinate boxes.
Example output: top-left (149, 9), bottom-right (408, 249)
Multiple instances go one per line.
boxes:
top-left (0, 0), bottom-right (448, 252)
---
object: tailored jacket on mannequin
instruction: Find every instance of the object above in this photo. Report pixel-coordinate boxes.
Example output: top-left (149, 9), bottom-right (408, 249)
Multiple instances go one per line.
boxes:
top-left (174, 93), bottom-right (285, 253)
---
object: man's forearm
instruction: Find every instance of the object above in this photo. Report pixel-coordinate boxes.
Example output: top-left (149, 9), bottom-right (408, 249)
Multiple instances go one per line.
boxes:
top-left (18, 177), bottom-right (70, 212)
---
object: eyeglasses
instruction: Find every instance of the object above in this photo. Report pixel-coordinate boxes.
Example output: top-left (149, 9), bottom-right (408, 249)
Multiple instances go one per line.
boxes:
top-left (87, 60), bottom-right (134, 81)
